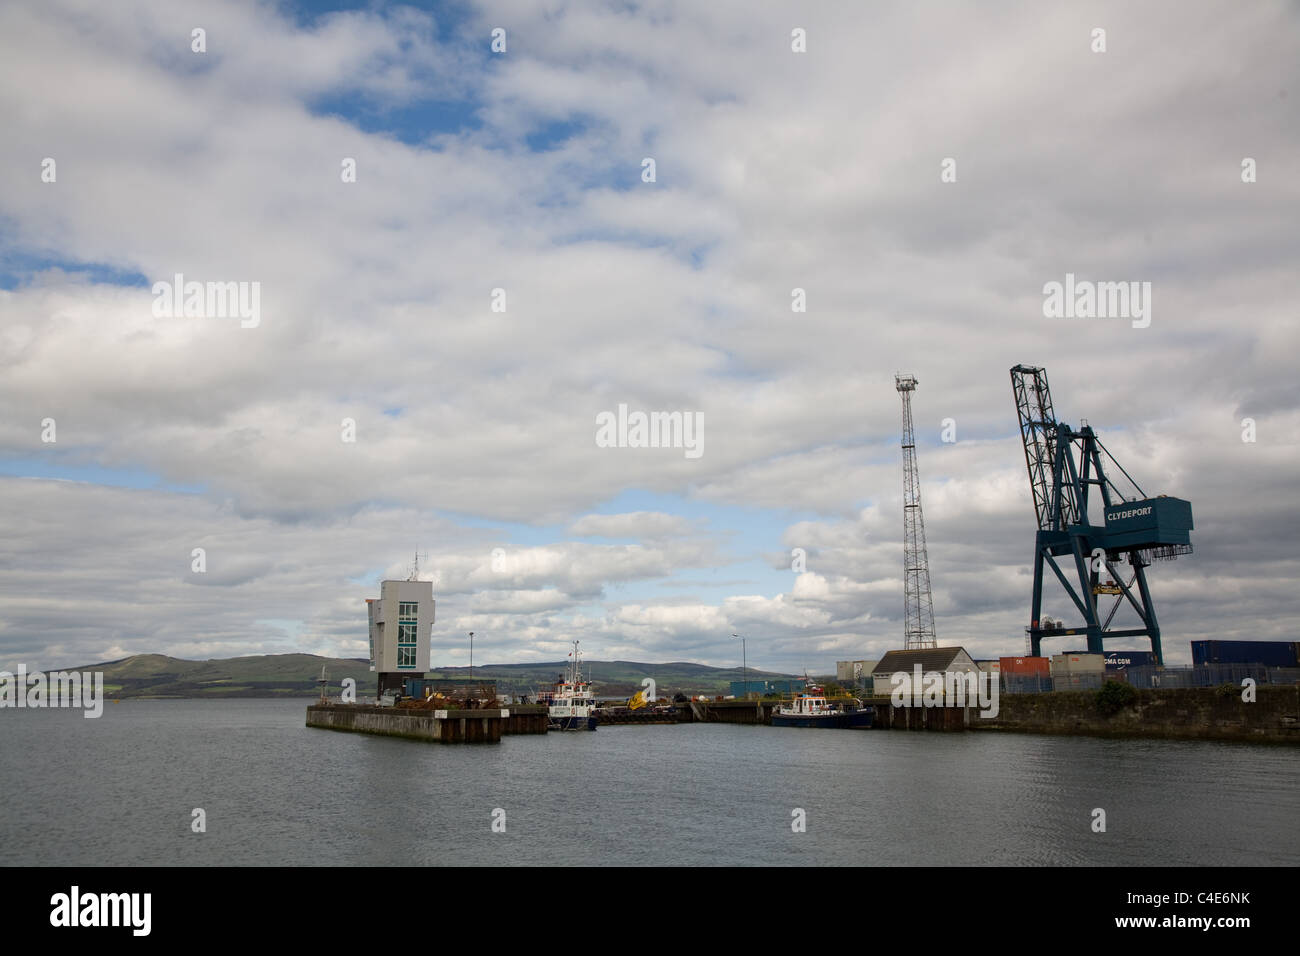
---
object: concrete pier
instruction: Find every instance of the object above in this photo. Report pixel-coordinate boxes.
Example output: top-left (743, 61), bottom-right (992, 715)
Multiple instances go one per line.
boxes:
top-left (686, 699), bottom-right (772, 724)
top-left (306, 703), bottom-right (548, 743)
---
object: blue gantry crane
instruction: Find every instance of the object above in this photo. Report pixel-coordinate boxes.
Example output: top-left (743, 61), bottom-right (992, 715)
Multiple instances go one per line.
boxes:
top-left (1010, 365), bottom-right (1193, 664)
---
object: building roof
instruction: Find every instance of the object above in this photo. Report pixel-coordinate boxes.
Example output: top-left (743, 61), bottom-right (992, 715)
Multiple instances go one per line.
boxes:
top-left (872, 647), bottom-right (973, 674)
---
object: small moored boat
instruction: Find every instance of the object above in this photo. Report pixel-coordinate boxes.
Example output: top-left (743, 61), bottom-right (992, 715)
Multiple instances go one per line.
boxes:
top-left (540, 641), bottom-right (598, 731)
top-left (771, 686), bottom-right (873, 729)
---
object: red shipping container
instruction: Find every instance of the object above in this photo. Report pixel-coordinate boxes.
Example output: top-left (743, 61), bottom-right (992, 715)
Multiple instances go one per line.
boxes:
top-left (999, 656), bottom-right (1050, 676)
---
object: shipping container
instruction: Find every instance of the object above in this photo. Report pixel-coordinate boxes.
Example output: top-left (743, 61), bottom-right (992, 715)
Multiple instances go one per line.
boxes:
top-left (1050, 653), bottom-right (1106, 675)
top-left (729, 678), bottom-right (805, 697)
top-left (1053, 672), bottom-right (1107, 690)
top-left (1104, 650), bottom-right (1157, 670)
top-left (1000, 656), bottom-right (1050, 677)
top-left (1190, 640), bottom-right (1299, 668)
top-left (975, 660), bottom-right (1001, 674)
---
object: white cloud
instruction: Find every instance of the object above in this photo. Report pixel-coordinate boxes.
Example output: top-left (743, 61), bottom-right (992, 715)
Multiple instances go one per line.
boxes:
top-left (1, 0), bottom-right (1297, 672)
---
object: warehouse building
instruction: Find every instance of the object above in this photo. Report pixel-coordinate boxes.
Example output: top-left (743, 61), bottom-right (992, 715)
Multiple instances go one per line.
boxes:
top-left (872, 647), bottom-right (981, 699)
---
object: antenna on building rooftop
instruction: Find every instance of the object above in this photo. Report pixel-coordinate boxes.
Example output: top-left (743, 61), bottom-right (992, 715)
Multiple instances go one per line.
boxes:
top-left (408, 550), bottom-right (429, 581)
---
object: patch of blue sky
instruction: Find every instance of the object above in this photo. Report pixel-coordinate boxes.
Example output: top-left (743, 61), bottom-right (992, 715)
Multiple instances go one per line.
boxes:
top-left (525, 116), bottom-right (589, 152)
top-left (290, 1), bottom-right (491, 145)
top-left (686, 244), bottom-right (714, 268)
top-left (279, 0), bottom-right (376, 26)
top-left (0, 458), bottom-right (206, 494)
top-left (282, 0), bottom-right (478, 36)
top-left (527, 164), bottom-right (634, 210)
top-left (0, 251), bottom-right (149, 291)
top-left (308, 92), bottom-right (483, 146)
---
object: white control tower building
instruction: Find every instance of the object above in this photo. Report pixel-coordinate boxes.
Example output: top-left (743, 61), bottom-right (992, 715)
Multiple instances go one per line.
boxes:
top-left (366, 577), bottom-right (435, 696)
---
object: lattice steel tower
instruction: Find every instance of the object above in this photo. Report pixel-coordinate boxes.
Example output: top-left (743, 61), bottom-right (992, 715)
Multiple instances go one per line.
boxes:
top-left (896, 373), bottom-right (937, 649)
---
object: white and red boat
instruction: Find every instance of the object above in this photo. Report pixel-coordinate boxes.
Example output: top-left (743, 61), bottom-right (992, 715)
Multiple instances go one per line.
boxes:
top-left (538, 641), bottom-right (598, 731)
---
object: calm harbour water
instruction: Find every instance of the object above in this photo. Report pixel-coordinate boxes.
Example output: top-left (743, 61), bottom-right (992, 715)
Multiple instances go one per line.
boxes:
top-left (2, 699), bottom-right (1297, 866)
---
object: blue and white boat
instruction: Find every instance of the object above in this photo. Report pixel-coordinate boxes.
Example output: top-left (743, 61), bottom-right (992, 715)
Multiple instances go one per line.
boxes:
top-left (541, 641), bottom-right (598, 731)
top-left (771, 686), bottom-right (873, 729)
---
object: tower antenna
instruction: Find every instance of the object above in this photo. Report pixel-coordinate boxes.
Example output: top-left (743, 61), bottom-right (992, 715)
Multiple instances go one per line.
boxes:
top-left (896, 373), bottom-right (938, 649)
top-left (408, 550), bottom-right (429, 582)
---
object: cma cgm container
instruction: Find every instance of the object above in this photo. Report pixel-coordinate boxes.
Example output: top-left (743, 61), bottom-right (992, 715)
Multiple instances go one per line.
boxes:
top-left (1191, 640), bottom-right (1299, 668)
top-left (1104, 650), bottom-right (1158, 670)
top-left (1000, 656), bottom-right (1050, 677)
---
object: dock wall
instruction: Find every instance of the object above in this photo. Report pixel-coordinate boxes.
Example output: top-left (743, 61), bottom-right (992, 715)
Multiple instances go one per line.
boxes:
top-left (306, 703), bottom-right (548, 743)
top-left (872, 701), bottom-right (975, 731)
top-left (973, 685), bottom-right (1299, 744)
top-left (686, 699), bottom-right (772, 724)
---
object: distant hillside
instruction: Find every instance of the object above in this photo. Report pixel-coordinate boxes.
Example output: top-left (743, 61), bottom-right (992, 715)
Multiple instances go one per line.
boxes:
top-left (67, 654), bottom-right (796, 699)
top-left (426, 660), bottom-right (794, 699)
top-left (70, 653), bottom-right (376, 699)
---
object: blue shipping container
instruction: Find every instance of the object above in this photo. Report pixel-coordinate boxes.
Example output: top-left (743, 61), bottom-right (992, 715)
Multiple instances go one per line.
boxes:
top-left (1190, 640), bottom-right (1299, 668)
top-left (1104, 650), bottom-right (1157, 669)
top-left (730, 679), bottom-right (805, 697)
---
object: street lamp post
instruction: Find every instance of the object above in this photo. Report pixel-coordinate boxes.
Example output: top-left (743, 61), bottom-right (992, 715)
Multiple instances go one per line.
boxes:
top-left (469, 631), bottom-right (474, 681)
top-left (732, 632), bottom-right (747, 699)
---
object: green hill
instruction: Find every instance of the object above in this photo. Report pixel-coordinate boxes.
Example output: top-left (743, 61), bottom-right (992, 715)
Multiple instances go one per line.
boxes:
top-left (425, 660), bottom-right (794, 699)
top-left (71, 653), bottom-right (375, 699)
top-left (65, 654), bottom-right (796, 700)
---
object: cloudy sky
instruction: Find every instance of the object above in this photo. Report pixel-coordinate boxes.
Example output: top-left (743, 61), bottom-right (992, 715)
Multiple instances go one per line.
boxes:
top-left (1, 0), bottom-right (1296, 674)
